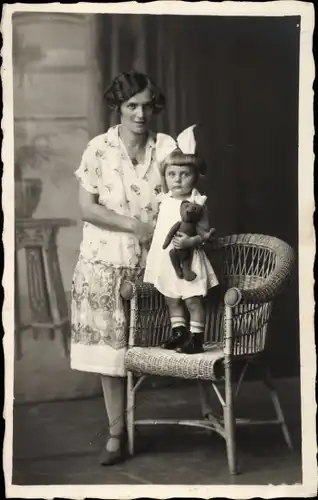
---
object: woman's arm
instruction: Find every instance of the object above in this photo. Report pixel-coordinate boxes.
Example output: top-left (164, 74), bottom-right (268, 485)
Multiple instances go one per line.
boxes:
top-left (79, 185), bottom-right (137, 234)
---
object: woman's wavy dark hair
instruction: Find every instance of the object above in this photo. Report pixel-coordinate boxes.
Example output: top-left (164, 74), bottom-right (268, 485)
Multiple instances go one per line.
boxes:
top-left (104, 71), bottom-right (165, 114)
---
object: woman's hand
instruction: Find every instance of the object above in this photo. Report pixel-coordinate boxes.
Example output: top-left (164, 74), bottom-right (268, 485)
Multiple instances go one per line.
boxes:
top-left (133, 220), bottom-right (154, 244)
top-left (172, 232), bottom-right (196, 249)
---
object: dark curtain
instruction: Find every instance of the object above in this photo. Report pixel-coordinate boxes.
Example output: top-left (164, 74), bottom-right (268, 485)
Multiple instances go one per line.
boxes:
top-left (94, 14), bottom-right (300, 377)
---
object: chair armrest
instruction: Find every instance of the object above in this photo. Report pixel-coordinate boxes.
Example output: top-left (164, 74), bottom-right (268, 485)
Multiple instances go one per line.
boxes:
top-left (224, 252), bottom-right (295, 308)
top-left (224, 276), bottom-right (290, 308)
top-left (120, 281), bottom-right (161, 301)
top-left (222, 235), bottom-right (296, 308)
top-left (224, 286), bottom-right (269, 307)
top-left (223, 239), bottom-right (295, 357)
top-left (120, 280), bottom-right (171, 347)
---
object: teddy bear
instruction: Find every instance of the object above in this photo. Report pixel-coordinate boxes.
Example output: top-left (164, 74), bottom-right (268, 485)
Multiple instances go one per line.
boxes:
top-left (162, 200), bottom-right (215, 281)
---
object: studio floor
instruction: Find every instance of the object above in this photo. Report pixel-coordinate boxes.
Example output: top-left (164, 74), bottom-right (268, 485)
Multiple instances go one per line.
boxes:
top-left (12, 377), bottom-right (302, 485)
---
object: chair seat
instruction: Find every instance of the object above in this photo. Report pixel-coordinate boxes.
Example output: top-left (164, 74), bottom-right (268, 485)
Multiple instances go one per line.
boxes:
top-left (125, 343), bottom-right (225, 380)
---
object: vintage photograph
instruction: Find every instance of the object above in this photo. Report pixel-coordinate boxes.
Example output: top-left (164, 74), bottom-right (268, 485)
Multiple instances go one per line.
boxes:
top-left (2, 2), bottom-right (316, 498)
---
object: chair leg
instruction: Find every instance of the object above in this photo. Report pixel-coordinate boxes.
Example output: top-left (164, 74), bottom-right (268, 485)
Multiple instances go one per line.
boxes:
top-left (224, 401), bottom-right (238, 474)
top-left (198, 380), bottom-right (214, 419)
top-left (263, 368), bottom-right (294, 451)
top-left (126, 371), bottom-right (135, 456)
top-left (224, 362), bottom-right (238, 475)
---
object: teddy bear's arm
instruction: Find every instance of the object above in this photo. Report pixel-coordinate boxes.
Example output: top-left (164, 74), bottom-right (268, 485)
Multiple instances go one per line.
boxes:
top-left (196, 206), bottom-right (216, 242)
top-left (162, 221), bottom-right (182, 249)
top-left (197, 205), bottom-right (210, 231)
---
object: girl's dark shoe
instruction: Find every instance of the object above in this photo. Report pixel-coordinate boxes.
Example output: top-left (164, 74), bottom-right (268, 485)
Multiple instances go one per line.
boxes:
top-left (176, 334), bottom-right (204, 354)
top-left (99, 430), bottom-right (127, 466)
top-left (161, 326), bottom-right (188, 350)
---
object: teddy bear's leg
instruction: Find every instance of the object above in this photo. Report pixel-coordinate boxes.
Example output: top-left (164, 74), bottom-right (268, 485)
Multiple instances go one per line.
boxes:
top-left (181, 251), bottom-right (197, 281)
top-left (169, 249), bottom-right (183, 279)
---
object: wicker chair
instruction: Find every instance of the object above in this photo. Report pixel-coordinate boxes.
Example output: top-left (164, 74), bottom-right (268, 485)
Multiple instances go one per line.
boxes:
top-left (121, 233), bottom-right (296, 475)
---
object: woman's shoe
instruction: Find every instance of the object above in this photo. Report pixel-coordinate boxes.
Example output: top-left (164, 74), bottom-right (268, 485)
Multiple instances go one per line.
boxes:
top-left (161, 326), bottom-right (188, 350)
top-left (99, 430), bottom-right (127, 466)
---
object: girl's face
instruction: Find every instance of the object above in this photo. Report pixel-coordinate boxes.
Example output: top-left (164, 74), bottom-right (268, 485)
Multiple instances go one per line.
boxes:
top-left (165, 164), bottom-right (197, 197)
top-left (120, 88), bottom-right (154, 135)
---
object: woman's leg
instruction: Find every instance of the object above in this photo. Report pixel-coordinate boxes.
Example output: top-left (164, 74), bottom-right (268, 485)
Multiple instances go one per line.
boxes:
top-left (101, 375), bottom-right (126, 451)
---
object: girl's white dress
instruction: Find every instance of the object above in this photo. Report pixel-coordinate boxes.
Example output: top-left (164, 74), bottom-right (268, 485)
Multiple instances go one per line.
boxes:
top-left (144, 189), bottom-right (218, 299)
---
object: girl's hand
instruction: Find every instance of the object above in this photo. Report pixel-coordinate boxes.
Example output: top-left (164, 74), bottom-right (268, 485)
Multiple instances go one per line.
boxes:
top-left (172, 232), bottom-right (194, 249)
top-left (133, 220), bottom-right (154, 244)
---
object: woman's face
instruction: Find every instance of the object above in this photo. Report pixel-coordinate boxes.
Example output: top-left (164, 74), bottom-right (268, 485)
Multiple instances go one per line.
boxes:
top-left (165, 164), bottom-right (196, 197)
top-left (120, 88), bottom-right (154, 135)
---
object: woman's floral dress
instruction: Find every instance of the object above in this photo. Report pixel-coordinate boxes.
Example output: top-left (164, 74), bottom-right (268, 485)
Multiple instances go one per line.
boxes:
top-left (70, 125), bottom-right (162, 376)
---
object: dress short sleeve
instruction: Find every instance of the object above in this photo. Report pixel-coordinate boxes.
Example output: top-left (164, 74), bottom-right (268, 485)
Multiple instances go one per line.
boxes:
top-left (74, 143), bottom-right (100, 194)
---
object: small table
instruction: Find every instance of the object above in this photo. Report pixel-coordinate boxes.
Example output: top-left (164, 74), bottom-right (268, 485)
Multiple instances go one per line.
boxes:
top-left (15, 218), bottom-right (77, 360)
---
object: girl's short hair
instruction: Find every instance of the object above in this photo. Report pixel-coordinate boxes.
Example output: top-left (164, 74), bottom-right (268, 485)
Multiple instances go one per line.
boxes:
top-left (163, 149), bottom-right (207, 176)
top-left (104, 71), bottom-right (165, 114)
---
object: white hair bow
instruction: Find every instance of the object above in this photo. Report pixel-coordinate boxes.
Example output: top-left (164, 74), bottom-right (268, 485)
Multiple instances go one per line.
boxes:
top-left (195, 194), bottom-right (207, 206)
top-left (156, 125), bottom-right (197, 164)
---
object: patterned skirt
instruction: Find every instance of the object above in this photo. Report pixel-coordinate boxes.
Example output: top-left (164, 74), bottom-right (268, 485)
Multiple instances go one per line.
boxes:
top-left (70, 256), bottom-right (143, 377)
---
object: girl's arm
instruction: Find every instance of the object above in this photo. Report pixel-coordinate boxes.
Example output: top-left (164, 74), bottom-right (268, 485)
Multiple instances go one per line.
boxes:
top-left (173, 206), bottom-right (215, 250)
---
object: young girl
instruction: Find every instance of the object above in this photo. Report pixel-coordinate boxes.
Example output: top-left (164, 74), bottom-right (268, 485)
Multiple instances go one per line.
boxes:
top-left (144, 126), bottom-right (219, 354)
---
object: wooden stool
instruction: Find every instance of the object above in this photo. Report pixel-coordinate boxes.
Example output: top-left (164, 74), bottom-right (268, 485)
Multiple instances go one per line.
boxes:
top-left (15, 218), bottom-right (76, 360)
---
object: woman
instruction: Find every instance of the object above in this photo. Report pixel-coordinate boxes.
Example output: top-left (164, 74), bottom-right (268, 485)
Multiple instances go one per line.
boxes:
top-left (70, 71), bottom-right (165, 465)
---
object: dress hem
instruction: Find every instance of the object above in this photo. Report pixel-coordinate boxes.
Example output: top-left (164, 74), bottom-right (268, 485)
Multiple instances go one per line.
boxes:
top-left (70, 342), bottom-right (127, 377)
top-left (70, 363), bottom-right (127, 377)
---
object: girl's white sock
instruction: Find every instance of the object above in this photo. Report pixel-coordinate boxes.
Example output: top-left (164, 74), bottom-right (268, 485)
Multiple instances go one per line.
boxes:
top-left (190, 320), bottom-right (205, 335)
top-left (171, 316), bottom-right (187, 329)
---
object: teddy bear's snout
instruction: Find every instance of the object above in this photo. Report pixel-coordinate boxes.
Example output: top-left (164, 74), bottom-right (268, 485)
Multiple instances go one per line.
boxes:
top-left (180, 201), bottom-right (202, 222)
